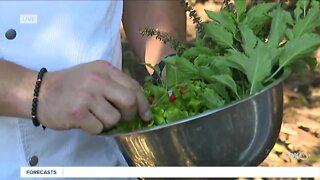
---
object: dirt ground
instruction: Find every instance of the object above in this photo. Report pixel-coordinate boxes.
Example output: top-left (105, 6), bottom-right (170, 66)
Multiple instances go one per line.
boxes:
top-left (122, 1), bottom-right (319, 179)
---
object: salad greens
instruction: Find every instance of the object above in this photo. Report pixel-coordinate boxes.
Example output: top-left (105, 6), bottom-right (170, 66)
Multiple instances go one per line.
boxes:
top-left (105, 0), bottom-right (320, 134)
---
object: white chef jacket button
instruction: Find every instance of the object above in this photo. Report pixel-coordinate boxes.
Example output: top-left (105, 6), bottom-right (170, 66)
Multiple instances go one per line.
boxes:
top-left (5, 29), bottom-right (16, 40)
top-left (29, 156), bottom-right (38, 166)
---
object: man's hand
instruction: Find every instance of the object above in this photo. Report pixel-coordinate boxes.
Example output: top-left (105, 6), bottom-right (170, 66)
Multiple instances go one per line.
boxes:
top-left (37, 60), bottom-right (151, 134)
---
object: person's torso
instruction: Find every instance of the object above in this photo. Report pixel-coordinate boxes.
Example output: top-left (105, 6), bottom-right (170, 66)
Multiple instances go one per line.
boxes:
top-left (0, 1), bottom-right (123, 70)
top-left (0, 1), bottom-right (129, 180)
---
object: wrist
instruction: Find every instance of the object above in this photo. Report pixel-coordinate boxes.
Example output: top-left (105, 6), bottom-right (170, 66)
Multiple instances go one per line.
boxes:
top-left (5, 70), bottom-right (38, 119)
top-left (31, 68), bottom-right (48, 128)
top-left (36, 70), bottom-right (57, 127)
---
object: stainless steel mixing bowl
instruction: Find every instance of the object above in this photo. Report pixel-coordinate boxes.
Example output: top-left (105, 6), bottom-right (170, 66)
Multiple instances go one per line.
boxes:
top-left (104, 70), bottom-right (290, 166)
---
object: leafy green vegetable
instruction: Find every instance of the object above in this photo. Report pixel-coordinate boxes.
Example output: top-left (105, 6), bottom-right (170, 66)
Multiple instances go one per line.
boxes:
top-left (294, 0), bottom-right (308, 20)
top-left (210, 74), bottom-right (239, 98)
top-left (238, 24), bottom-right (257, 52)
top-left (243, 3), bottom-right (275, 34)
top-left (201, 88), bottom-right (225, 109)
top-left (164, 107), bottom-right (188, 123)
top-left (105, 0), bottom-right (320, 134)
top-left (234, 0), bottom-right (246, 21)
top-left (203, 23), bottom-right (234, 49)
top-left (268, 6), bottom-right (289, 48)
top-left (292, 1), bottom-right (320, 38)
top-left (267, 33), bottom-right (320, 81)
top-left (205, 9), bottom-right (236, 34)
top-left (182, 47), bottom-right (214, 60)
top-left (175, 56), bottom-right (198, 81)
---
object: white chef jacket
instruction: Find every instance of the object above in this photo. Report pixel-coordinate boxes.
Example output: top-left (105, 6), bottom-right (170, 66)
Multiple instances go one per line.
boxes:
top-left (0, 1), bottom-right (131, 180)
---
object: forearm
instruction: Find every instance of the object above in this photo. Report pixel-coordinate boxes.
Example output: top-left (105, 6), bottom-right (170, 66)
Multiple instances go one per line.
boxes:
top-left (123, 0), bottom-right (186, 74)
top-left (0, 60), bottom-right (38, 119)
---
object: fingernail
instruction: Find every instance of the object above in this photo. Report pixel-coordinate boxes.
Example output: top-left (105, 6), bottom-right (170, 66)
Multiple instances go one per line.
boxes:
top-left (143, 110), bottom-right (151, 121)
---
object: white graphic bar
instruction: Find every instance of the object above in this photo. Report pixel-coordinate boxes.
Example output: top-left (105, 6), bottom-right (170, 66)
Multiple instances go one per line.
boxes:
top-left (21, 167), bottom-right (320, 178)
top-left (21, 167), bottom-right (63, 178)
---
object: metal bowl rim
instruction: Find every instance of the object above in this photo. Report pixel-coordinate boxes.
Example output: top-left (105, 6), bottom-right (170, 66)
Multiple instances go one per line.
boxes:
top-left (103, 69), bottom-right (291, 137)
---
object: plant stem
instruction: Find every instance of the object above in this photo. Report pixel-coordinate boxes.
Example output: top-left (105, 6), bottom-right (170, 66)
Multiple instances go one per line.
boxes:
top-left (264, 66), bottom-right (283, 83)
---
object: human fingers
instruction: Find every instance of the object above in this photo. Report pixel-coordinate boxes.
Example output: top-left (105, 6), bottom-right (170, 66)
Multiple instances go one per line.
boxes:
top-left (80, 110), bottom-right (104, 135)
top-left (102, 78), bottom-right (138, 121)
top-left (89, 97), bottom-right (121, 128)
top-left (105, 67), bottom-right (151, 121)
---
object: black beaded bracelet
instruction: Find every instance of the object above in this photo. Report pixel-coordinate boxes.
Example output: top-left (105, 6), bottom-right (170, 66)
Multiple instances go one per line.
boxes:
top-left (31, 68), bottom-right (47, 130)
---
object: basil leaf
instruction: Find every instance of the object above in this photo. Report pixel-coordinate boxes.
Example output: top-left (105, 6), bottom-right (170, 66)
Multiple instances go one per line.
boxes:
top-left (239, 24), bottom-right (258, 53)
top-left (175, 56), bottom-right (199, 81)
top-left (225, 51), bottom-right (248, 73)
top-left (201, 88), bottom-right (225, 109)
top-left (211, 74), bottom-right (239, 98)
top-left (203, 23), bottom-right (234, 49)
top-left (205, 9), bottom-right (237, 34)
top-left (182, 47), bottom-right (213, 60)
top-left (244, 3), bottom-right (276, 34)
